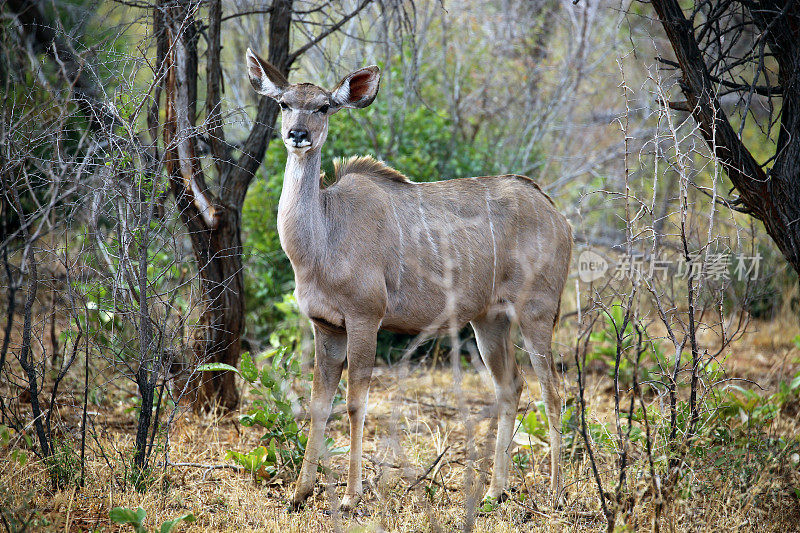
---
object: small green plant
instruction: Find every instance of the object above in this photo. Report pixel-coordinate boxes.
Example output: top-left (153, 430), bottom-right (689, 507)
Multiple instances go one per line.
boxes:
top-left (199, 348), bottom-right (346, 482)
top-left (514, 398), bottom-right (612, 456)
top-left (126, 463), bottom-right (157, 493)
top-left (0, 425), bottom-right (31, 467)
top-left (110, 507), bottom-right (194, 533)
top-left (561, 400), bottom-right (615, 452)
top-left (513, 402), bottom-right (550, 447)
top-left (587, 303), bottom-right (668, 386)
top-left (269, 293), bottom-right (304, 351)
top-left (656, 375), bottom-right (800, 496)
top-left (0, 485), bottom-right (39, 532)
top-left (225, 445), bottom-right (277, 482)
top-left (478, 496), bottom-right (501, 514)
top-left (424, 483), bottom-right (440, 502)
top-left (511, 451), bottom-right (530, 470)
top-left (2, 426), bottom-right (81, 489)
top-left (112, 450), bottom-right (159, 493)
top-left (45, 436), bottom-right (80, 489)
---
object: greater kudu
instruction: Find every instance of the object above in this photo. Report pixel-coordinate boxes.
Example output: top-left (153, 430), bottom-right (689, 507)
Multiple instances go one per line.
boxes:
top-left (245, 49), bottom-right (573, 511)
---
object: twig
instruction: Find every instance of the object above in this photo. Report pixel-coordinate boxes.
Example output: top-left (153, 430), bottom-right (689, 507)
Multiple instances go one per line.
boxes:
top-left (402, 397), bottom-right (458, 412)
top-left (287, 0), bottom-right (374, 65)
top-left (167, 461), bottom-right (245, 472)
top-left (406, 445), bottom-right (451, 493)
top-left (509, 497), bottom-right (554, 520)
top-left (166, 461), bottom-right (246, 483)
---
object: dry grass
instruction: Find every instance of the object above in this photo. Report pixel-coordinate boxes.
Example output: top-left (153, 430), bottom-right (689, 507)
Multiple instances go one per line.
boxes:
top-left (2, 320), bottom-right (800, 532)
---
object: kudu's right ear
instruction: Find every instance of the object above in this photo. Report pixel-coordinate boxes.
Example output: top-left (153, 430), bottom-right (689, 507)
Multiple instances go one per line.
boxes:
top-left (246, 48), bottom-right (289, 99)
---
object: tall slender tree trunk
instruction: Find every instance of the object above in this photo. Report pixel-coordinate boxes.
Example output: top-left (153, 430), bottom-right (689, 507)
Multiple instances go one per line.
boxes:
top-left (191, 212), bottom-right (246, 410)
top-left (161, 0), bottom-right (293, 410)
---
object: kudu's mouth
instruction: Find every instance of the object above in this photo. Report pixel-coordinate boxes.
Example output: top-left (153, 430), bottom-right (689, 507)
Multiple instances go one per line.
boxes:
top-left (285, 138), bottom-right (313, 153)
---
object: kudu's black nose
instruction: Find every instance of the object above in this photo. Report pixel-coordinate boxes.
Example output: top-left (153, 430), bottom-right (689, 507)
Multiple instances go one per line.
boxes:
top-left (287, 128), bottom-right (309, 144)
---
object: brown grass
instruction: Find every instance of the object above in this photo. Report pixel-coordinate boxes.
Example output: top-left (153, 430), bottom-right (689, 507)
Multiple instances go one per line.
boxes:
top-left (2, 320), bottom-right (800, 532)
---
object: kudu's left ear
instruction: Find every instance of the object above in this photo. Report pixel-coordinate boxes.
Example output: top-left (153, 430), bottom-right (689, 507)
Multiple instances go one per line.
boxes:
top-left (331, 66), bottom-right (381, 109)
top-left (246, 48), bottom-right (289, 99)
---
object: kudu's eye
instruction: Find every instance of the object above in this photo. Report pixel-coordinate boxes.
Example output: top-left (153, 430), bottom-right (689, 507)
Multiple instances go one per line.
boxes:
top-left (279, 101), bottom-right (289, 111)
top-left (317, 104), bottom-right (330, 114)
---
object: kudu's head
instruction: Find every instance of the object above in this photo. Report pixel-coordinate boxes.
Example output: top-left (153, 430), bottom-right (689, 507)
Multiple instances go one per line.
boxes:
top-left (246, 49), bottom-right (380, 155)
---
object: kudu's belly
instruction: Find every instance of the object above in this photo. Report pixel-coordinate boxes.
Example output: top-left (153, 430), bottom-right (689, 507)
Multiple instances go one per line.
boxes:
top-left (379, 266), bottom-right (499, 335)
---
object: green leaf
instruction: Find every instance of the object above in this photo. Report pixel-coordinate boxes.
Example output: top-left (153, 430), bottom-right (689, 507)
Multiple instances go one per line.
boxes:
top-left (257, 347), bottom-right (280, 362)
top-left (260, 366), bottom-right (274, 388)
top-left (196, 362), bottom-right (239, 373)
top-left (327, 444), bottom-right (349, 456)
top-left (272, 349), bottom-right (285, 371)
top-left (267, 439), bottom-right (278, 464)
top-left (110, 507), bottom-right (147, 533)
top-left (159, 513), bottom-right (195, 533)
top-left (11, 449), bottom-right (27, 466)
top-left (240, 352), bottom-right (258, 383)
top-left (226, 446), bottom-right (268, 472)
top-left (110, 507), bottom-right (142, 525)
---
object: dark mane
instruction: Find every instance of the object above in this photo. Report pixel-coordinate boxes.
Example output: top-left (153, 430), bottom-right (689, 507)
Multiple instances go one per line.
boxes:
top-left (334, 155), bottom-right (411, 183)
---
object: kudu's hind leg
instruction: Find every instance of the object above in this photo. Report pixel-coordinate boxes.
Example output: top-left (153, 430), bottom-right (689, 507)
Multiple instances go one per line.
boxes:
top-left (292, 325), bottom-right (346, 509)
top-left (340, 319), bottom-right (379, 512)
top-left (519, 308), bottom-right (563, 504)
top-left (471, 314), bottom-right (523, 502)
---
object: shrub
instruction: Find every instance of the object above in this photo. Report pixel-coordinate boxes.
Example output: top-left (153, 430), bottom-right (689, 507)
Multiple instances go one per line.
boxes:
top-left (199, 348), bottom-right (345, 483)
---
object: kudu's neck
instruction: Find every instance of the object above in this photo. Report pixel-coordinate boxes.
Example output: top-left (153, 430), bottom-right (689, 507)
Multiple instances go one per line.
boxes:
top-left (278, 148), bottom-right (325, 264)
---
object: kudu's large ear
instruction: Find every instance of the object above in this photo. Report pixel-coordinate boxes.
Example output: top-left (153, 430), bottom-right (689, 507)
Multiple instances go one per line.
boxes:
top-left (330, 66), bottom-right (380, 109)
top-left (246, 48), bottom-right (289, 99)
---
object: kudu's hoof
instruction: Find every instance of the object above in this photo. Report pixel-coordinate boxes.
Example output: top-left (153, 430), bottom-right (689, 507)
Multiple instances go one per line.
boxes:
top-left (289, 491), bottom-right (311, 512)
top-left (339, 493), bottom-right (361, 513)
top-left (551, 489), bottom-right (566, 510)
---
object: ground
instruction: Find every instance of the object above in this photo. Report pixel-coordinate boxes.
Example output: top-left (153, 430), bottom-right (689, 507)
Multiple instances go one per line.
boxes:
top-left (1, 318), bottom-right (800, 532)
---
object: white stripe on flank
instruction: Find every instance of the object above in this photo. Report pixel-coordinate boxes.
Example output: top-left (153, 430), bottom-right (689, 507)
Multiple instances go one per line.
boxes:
top-left (483, 185), bottom-right (497, 298)
top-left (417, 187), bottom-right (437, 255)
top-left (388, 197), bottom-right (405, 289)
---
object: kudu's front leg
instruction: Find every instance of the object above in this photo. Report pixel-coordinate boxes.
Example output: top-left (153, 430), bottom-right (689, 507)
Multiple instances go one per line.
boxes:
top-left (292, 325), bottom-right (346, 509)
top-left (340, 319), bottom-right (379, 512)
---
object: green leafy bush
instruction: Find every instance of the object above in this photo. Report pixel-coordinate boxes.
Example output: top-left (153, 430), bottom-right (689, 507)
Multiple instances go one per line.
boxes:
top-left (0, 425), bottom-right (31, 468)
top-left (45, 436), bottom-right (81, 489)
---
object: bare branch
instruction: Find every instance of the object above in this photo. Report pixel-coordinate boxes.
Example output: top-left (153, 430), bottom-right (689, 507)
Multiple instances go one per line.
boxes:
top-left (287, 0), bottom-right (374, 66)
